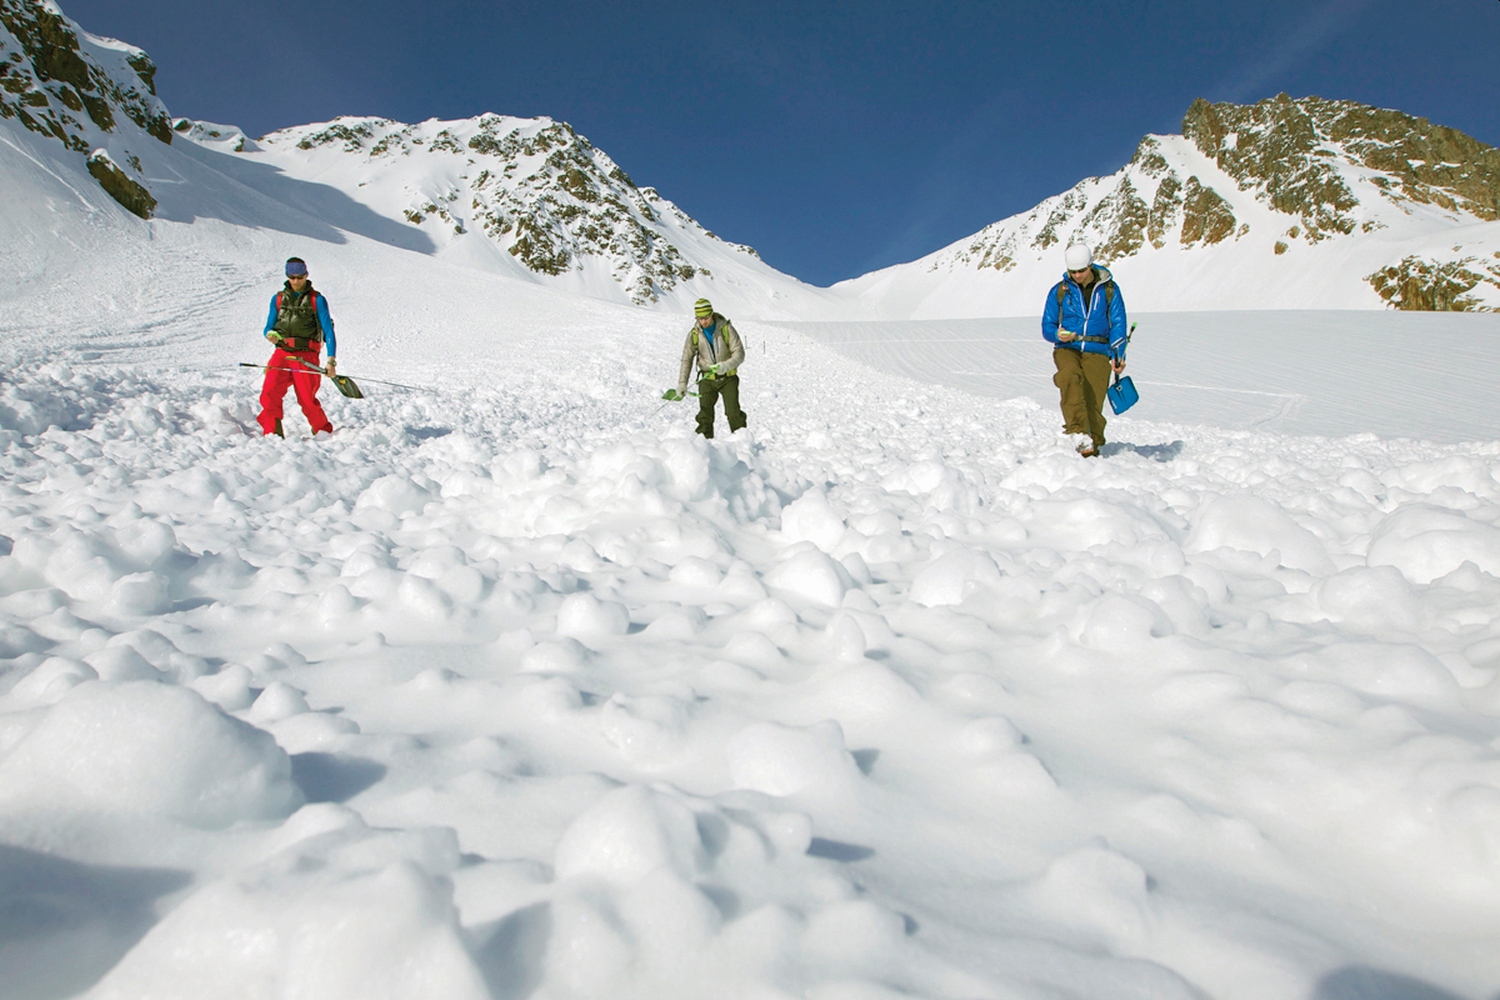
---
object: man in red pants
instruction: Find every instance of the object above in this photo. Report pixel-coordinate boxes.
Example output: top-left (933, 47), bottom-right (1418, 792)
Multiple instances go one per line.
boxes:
top-left (258, 256), bottom-right (338, 437)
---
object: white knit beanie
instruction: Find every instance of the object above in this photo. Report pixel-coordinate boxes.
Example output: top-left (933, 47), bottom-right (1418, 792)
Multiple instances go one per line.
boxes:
top-left (1064, 244), bottom-right (1093, 270)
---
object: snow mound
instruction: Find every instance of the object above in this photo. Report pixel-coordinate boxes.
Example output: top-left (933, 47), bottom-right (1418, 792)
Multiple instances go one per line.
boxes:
top-left (88, 823), bottom-right (484, 1000)
top-left (0, 681), bottom-right (300, 829)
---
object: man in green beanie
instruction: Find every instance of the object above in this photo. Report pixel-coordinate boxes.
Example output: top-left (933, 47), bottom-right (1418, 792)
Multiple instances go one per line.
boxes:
top-left (664, 297), bottom-right (747, 438)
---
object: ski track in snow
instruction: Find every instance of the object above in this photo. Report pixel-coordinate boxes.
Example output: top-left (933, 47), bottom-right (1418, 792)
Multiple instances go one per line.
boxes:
top-left (2, 305), bottom-right (1500, 1000)
top-left (776, 312), bottom-right (1500, 444)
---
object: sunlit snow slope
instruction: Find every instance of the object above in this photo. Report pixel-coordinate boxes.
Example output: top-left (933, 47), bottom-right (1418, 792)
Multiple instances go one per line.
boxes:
top-left (3, 5), bottom-right (1500, 1000)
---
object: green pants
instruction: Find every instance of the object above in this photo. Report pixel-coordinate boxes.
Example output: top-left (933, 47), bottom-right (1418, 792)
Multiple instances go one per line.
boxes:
top-left (1053, 348), bottom-right (1111, 447)
top-left (696, 375), bottom-right (747, 439)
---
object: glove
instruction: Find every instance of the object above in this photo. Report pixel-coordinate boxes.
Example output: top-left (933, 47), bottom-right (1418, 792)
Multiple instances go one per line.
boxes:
top-left (662, 388), bottom-right (684, 401)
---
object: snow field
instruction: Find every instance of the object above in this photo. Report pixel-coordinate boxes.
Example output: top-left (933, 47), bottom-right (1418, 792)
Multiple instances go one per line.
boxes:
top-left (777, 311), bottom-right (1500, 443)
top-left (1, 312), bottom-right (1499, 1000)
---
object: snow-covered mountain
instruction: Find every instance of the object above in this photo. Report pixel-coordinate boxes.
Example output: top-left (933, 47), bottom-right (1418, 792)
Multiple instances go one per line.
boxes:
top-left (0, 0), bottom-right (834, 320)
top-left (838, 95), bottom-right (1500, 317)
top-left (176, 111), bottom-right (838, 315)
top-left (9, 0), bottom-right (1499, 322)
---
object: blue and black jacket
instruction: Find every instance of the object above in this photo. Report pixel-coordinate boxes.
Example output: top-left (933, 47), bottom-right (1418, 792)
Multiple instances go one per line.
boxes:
top-left (1041, 265), bottom-right (1127, 362)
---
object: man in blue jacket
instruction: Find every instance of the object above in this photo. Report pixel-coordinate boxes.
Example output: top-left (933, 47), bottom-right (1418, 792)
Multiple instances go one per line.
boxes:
top-left (258, 257), bottom-right (338, 437)
top-left (1041, 244), bottom-right (1127, 457)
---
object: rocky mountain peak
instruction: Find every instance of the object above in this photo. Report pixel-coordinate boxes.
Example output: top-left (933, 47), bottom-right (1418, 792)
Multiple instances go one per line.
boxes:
top-left (1183, 94), bottom-right (1500, 235)
top-left (0, 0), bottom-right (781, 309)
top-left (254, 112), bottom-right (762, 304)
top-left (901, 94), bottom-right (1500, 312)
top-left (1, 0), bottom-right (172, 216)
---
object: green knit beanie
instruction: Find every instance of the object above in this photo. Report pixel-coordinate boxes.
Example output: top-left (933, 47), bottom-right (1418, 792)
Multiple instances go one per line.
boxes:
top-left (694, 298), bottom-right (713, 318)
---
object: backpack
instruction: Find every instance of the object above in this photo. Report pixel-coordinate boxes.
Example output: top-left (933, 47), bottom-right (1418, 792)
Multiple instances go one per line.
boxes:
top-left (275, 288), bottom-right (320, 318)
top-left (690, 318), bottom-right (738, 378)
top-left (273, 288), bottom-right (323, 350)
top-left (1055, 272), bottom-right (1115, 312)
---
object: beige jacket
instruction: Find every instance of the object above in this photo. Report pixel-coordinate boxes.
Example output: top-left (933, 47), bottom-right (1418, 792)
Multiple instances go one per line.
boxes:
top-left (678, 313), bottom-right (745, 394)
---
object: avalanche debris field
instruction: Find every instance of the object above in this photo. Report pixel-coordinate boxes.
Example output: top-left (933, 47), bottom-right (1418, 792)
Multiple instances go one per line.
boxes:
top-left (3, 288), bottom-right (1500, 1000)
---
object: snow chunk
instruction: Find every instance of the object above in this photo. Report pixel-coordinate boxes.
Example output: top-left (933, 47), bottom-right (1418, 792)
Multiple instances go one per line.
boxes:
top-left (1080, 593), bottom-right (1174, 649)
top-left (1313, 565), bottom-right (1423, 631)
top-left (640, 606), bottom-right (707, 640)
top-left (954, 716), bottom-right (1024, 756)
top-left (250, 681), bottom-right (312, 724)
top-left (909, 546), bottom-right (1004, 607)
top-left (7, 657), bottom-right (97, 706)
top-left (764, 548), bottom-right (849, 608)
top-left (725, 721), bottom-right (859, 796)
top-left (781, 489), bottom-right (848, 552)
top-left (661, 438), bottom-right (712, 499)
top-left (84, 643), bottom-right (163, 682)
top-left (0, 681), bottom-right (300, 828)
top-left (668, 556), bottom-right (722, 588)
top-left (880, 460), bottom-right (968, 512)
top-left (357, 475), bottom-right (434, 515)
top-left (192, 664), bottom-right (256, 711)
top-left (599, 692), bottom-right (691, 766)
top-left (553, 785), bottom-right (704, 884)
top-left (1185, 494), bottom-right (1334, 574)
top-left (555, 592), bottom-right (631, 640)
top-left (1367, 504), bottom-right (1500, 583)
top-left (108, 571), bottom-right (172, 616)
top-left (1026, 845), bottom-right (1155, 953)
top-left (397, 573), bottom-right (453, 621)
top-left (518, 638), bottom-right (590, 674)
top-left (89, 830), bottom-right (485, 1000)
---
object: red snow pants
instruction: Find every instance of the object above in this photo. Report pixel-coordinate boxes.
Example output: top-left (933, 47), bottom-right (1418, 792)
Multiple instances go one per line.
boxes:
top-left (258, 347), bottom-right (333, 436)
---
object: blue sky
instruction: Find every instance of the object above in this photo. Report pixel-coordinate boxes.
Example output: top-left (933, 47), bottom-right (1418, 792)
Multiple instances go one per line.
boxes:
top-left (61, 0), bottom-right (1500, 286)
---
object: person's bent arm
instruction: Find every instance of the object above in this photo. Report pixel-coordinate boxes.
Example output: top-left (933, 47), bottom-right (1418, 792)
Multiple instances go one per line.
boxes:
top-left (722, 321), bottom-right (746, 372)
top-left (1043, 285), bottom-right (1074, 343)
top-left (678, 331), bottom-right (697, 394)
top-left (317, 296), bottom-right (337, 359)
top-left (1108, 286), bottom-right (1128, 370)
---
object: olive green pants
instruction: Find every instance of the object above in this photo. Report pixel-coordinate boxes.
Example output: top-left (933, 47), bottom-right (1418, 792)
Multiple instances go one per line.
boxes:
top-left (1053, 348), bottom-right (1111, 447)
top-left (696, 375), bottom-right (747, 439)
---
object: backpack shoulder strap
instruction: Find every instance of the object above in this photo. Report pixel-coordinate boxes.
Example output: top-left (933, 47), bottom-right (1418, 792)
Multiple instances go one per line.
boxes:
top-left (1104, 281), bottom-right (1115, 307)
top-left (1055, 281), bottom-right (1067, 309)
top-left (276, 292), bottom-right (283, 310)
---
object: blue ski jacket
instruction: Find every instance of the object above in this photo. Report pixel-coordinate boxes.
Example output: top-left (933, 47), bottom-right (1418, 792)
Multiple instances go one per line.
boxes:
top-left (263, 290), bottom-right (337, 357)
top-left (1041, 265), bottom-right (1127, 362)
